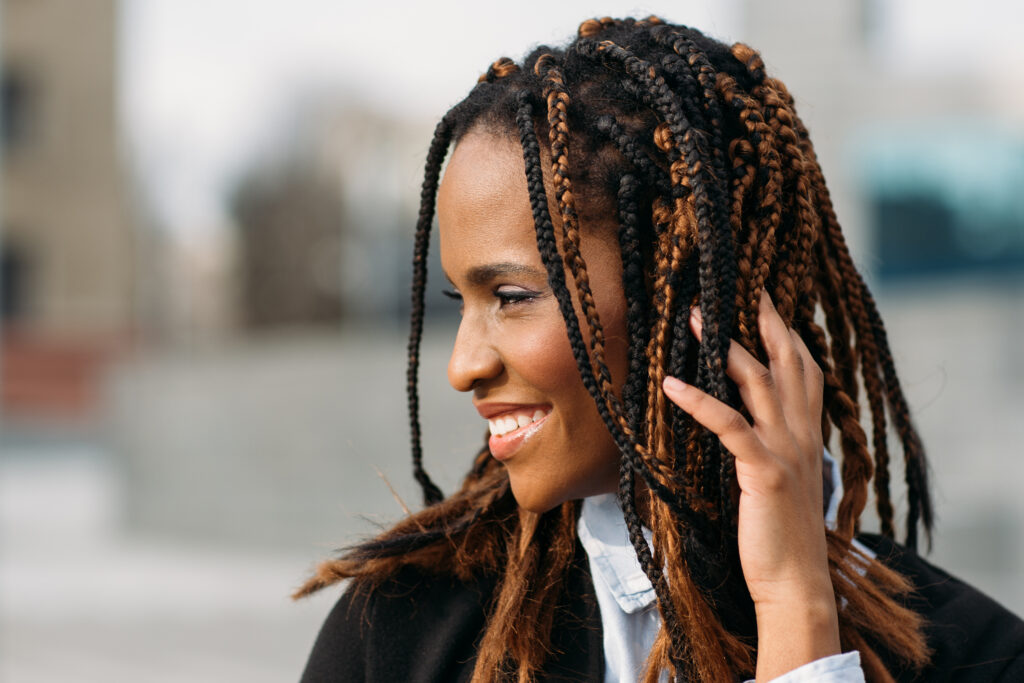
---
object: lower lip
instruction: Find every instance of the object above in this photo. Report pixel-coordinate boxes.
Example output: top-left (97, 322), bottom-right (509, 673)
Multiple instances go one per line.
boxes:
top-left (488, 413), bottom-right (550, 461)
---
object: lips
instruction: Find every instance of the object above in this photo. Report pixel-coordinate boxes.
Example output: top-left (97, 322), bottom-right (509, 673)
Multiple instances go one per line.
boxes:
top-left (475, 403), bottom-right (551, 461)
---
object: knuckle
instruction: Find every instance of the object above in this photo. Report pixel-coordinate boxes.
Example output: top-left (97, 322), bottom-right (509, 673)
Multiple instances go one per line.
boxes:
top-left (759, 462), bottom-right (791, 493)
top-left (763, 324), bottom-right (791, 362)
top-left (776, 343), bottom-right (804, 374)
top-left (752, 364), bottom-right (775, 388)
top-left (685, 392), bottom-right (712, 422)
top-left (790, 347), bottom-right (805, 373)
top-left (796, 431), bottom-right (819, 458)
top-left (686, 389), bottom-right (708, 411)
top-left (723, 411), bottom-right (749, 435)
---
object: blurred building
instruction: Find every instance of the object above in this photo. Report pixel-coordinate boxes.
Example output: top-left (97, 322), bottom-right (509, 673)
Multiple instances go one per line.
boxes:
top-left (228, 98), bottom-right (437, 330)
top-left (740, 0), bottom-right (1024, 272)
top-left (1, 0), bottom-right (135, 420)
top-left (231, 161), bottom-right (344, 329)
top-left (310, 103), bottom-right (436, 322)
top-left (741, 0), bottom-right (1024, 610)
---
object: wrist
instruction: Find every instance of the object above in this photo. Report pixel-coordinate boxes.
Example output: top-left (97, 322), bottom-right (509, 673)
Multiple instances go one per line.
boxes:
top-left (750, 567), bottom-right (834, 613)
top-left (755, 592), bottom-right (838, 630)
top-left (754, 594), bottom-right (841, 681)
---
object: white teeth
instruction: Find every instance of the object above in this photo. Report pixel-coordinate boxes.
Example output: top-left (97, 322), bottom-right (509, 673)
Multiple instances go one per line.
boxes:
top-left (488, 409), bottom-right (550, 437)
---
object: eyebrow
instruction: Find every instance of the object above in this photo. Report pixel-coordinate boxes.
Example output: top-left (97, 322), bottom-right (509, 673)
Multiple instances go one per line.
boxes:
top-left (445, 262), bottom-right (547, 286)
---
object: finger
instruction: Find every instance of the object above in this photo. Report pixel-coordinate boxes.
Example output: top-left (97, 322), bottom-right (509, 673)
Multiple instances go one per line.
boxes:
top-left (790, 329), bottom-right (824, 425)
top-left (663, 376), bottom-right (769, 466)
top-left (690, 306), bottom-right (786, 428)
top-left (757, 292), bottom-right (809, 421)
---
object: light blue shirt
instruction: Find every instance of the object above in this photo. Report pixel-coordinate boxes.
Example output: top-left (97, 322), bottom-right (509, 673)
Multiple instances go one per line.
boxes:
top-left (576, 449), bottom-right (869, 682)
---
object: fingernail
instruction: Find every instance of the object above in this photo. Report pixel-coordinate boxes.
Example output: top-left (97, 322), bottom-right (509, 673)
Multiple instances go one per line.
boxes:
top-left (663, 376), bottom-right (686, 393)
top-left (689, 307), bottom-right (703, 338)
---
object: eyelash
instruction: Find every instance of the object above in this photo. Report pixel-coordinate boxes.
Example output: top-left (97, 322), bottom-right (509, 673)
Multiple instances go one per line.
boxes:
top-left (441, 288), bottom-right (538, 308)
top-left (495, 288), bottom-right (538, 306)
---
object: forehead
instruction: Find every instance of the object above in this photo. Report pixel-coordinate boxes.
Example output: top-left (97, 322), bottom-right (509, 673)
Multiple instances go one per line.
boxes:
top-left (437, 131), bottom-right (538, 271)
top-left (442, 130), bottom-right (525, 198)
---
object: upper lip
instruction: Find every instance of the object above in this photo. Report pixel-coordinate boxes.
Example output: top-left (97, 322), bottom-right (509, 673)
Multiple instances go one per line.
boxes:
top-left (474, 401), bottom-right (551, 420)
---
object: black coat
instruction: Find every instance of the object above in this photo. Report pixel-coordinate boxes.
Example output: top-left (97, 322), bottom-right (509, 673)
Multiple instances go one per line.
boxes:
top-left (300, 534), bottom-right (1024, 682)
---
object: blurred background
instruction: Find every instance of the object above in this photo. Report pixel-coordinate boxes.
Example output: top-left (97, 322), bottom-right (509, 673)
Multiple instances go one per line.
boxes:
top-left (1, 0), bottom-right (1022, 680)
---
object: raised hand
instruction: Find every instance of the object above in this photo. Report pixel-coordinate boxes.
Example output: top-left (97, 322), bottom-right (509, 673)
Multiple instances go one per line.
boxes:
top-left (662, 291), bottom-right (839, 680)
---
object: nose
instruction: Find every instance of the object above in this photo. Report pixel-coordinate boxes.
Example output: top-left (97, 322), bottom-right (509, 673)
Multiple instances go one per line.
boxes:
top-left (447, 314), bottom-right (502, 392)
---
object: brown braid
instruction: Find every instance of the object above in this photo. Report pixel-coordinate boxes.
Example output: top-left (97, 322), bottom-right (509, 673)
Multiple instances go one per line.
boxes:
top-left (537, 58), bottom-right (629, 432)
top-left (296, 17), bottom-right (934, 682)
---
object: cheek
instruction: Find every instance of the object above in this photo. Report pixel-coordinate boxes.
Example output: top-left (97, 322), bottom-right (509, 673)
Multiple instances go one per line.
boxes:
top-left (507, 311), bottom-right (581, 393)
top-left (502, 302), bottom-right (625, 508)
top-left (507, 291), bottom-right (629, 413)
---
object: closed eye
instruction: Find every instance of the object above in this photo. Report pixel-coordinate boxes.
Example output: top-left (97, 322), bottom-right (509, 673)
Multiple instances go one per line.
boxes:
top-left (441, 289), bottom-right (463, 302)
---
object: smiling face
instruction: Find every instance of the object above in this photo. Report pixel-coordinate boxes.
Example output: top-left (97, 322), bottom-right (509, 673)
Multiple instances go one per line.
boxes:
top-left (437, 129), bottom-right (629, 513)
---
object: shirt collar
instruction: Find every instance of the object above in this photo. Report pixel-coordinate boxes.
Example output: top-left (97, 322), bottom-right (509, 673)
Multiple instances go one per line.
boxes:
top-left (822, 446), bottom-right (841, 530)
top-left (577, 493), bottom-right (657, 613)
top-left (577, 448), bottom-right (842, 615)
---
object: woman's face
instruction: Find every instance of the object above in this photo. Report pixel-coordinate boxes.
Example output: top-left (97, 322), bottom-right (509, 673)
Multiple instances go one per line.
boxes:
top-left (437, 130), bottom-right (629, 513)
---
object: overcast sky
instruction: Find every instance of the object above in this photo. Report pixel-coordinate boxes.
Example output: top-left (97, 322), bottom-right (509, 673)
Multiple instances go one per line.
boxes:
top-left (118, 0), bottom-right (1024, 240)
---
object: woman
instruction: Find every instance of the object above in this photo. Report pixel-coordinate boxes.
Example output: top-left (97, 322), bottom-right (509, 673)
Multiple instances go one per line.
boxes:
top-left (296, 17), bottom-right (1024, 682)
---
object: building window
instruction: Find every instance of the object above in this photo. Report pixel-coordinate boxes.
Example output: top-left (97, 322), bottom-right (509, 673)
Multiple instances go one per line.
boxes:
top-left (1, 240), bottom-right (31, 322)
top-left (2, 69), bottom-right (35, 149)
top-left (860, 121), bottom-right (1024, 280)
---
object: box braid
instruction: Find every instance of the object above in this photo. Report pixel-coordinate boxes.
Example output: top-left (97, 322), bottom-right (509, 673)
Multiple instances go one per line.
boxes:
top-left (406, 115), bottom-right (452, 506)
top-left (581, 32), bottom-right (745, 535)
top-left (513, 87), bottom-right (705, 534)
top-left (537, 58), bottom-right (627, 428)
top-left (760, 64), bottom-right (934, 545)
top-left (297, 17), bottom-right (934, 682)
top-left (512, 87), bottom-right (705, 680)
top-left (806, 129), bottom-right (931, 546)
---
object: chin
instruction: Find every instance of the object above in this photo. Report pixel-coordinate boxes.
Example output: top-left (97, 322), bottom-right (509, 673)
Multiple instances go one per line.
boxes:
top-left (507, 475), bottom-right (569, 514)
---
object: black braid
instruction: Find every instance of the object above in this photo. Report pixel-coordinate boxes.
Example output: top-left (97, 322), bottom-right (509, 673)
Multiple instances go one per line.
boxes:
top-left (573, 41), bottom-right (757, 666)
top-left (572, 40), bottom-right (740, 604)
top-left (618, 457), bottom-right (689, 678)
top-left (576, 38), bottom-right (734, 404)
top-left (596, 115), bottom-right (674, 197)
top-left (514, 92), bottom-right (625, 447)
top-left (617, 174), bottom-right (729, 662)
top-left (514, 91), bottom-right (696, 521)
top-left (577, 38), bottom-right (739, 539)
top-left (864, 293), bottom-right (933, 549)
top-left (650, 25), bottom-right (742, 525)
top-left (407, 116), bottom-right (452, 506)
top-left (537, 58), bottom-right (628, 424)
top-left (615, 173), bottom-right (651, 432)
top-left (391, 20), bottom-right (937, 679)
top-left (518, 93), bottom-right (685, 643)
top-left (617, 173), bottom-right (721, 592)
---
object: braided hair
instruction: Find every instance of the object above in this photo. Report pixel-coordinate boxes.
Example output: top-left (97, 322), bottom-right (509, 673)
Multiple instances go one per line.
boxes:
top-left (297, 17), bottom-right (933, 682)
